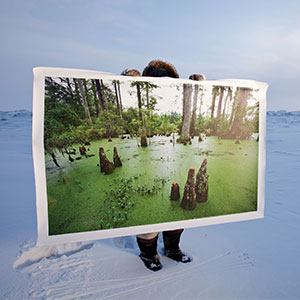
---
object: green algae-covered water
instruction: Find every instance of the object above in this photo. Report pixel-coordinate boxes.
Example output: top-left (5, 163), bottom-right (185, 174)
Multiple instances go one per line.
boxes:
top-left (46, 135), bottom-right (258, 235)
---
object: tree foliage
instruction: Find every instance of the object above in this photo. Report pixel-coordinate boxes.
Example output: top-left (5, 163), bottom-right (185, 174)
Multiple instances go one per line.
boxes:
top-left (44, 78), bottom-right (260, 168)
top-left (45, 77), bottom-right (181, 160)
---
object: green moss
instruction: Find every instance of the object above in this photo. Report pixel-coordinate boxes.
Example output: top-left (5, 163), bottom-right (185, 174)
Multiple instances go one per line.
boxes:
top-left (46, 136), bottom-right (258, 235)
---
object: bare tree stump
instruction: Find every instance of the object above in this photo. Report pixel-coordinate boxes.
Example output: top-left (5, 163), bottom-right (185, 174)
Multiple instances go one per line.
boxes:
top-left (198, 135), bottom-right (203, 142)
top-left (181, 168), bottom-right (196, 210)
top-left (195, 158), bottom-right (209, 203)
top-left (79, 146), bottom-right (86, 155)
top-left (99, 147), bottom-right (115, 174)
top-left (99, 147), bottom-right (105, 173)
top-left (104, 161), bottom-right (115, 174)
top-left (113, 147), bottom-right (122, 167)
top-left (170, 182), bottom-right (180, 201)
top-left (141, 135), bottom-right (148, 147)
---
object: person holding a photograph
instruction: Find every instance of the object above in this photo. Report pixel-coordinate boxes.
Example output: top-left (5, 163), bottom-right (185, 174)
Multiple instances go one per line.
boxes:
top-left (121, 60), bottom-right (203, 271)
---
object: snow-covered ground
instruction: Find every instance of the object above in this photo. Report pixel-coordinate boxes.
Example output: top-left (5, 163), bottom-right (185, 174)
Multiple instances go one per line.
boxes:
top-left (0, 110), bottom-right (299, 299)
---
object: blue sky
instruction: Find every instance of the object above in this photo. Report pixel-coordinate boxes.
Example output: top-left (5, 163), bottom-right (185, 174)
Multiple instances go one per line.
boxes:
top-left (0, 0), bottom-right (299, 111)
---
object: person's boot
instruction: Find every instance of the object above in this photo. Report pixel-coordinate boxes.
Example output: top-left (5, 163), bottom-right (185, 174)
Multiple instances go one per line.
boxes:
top-left (136, 236), bottom-right (162, 271)
top-left (163, 229), bottom-right (191, 263)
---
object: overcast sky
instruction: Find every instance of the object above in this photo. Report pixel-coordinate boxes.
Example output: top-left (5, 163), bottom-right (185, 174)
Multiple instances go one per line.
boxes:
top-left (1, 0), bottom-right (300, 111)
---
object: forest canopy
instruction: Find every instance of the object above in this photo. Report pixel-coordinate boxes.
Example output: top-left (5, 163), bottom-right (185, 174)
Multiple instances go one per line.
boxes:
top-left (44, 76), bottom-right (259, 167)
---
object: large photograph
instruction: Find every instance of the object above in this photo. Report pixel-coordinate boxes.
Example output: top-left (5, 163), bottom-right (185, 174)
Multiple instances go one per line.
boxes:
top-left (36, 69), bottom-right (265, 242)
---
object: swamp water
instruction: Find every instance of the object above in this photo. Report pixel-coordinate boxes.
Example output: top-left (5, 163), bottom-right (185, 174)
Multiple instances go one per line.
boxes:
top-left (46, 135), bottom-right (258, 235)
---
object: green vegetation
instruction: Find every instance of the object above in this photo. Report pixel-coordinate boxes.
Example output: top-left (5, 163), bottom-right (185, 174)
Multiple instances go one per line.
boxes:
top-left (44, 77), bottom-right (260, 235)
top-left (45, 78), bottom-right (259, 165)
top-left (46, 136), bottom-right (258, 235)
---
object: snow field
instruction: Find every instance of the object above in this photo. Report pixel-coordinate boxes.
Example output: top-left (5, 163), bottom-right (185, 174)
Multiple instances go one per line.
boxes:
top-left (1, 110), bottom-right (300, 299)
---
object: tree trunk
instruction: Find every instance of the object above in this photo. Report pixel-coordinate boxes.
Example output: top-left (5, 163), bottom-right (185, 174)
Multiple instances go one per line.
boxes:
top-left (65, 78), bottom-right (75, 102)
top-left (195, 159), bottom-right (209, 203)
top-left (190, 84), bottom-right (199, 137)
top-left (136, 83), bottom-right (143, 122)
top-left (77, 79), bottom-right (92, 123)
top-left (95, 79), bottom-right (106, 110)
top-left (146, 88), bottom-right (150, 108)
top-left (222, 87), bottom-right (232, 118)
top-left (113, 81), bottom-right (120, 115)
top-left (73, 78), bottom-right (81, 105)
top-left (229, 89), bottom-right (238, 128)
top-left (136, 83), bottom-right (148, 147)
top-left (140, 135), bottom-right (148, 147)
top-left (228, 88), bottom-right (252, 139)
top-left (211, 87), bottom-right (218, 118)
top-left (145, 88), bottom-right (152, 137)
top-left (198, 93), bottom-right (204, 116)
top-left (83, 79), bottom-right (93, 118)
top-left (197, 92), bottom-right (204, 141)
top-left (117, 81), bottom-right (123, 114)
top-left (91, 80), bottom-right (100, 117)
top-left (216, 87), bottom-right (225, 120)
top-left (226, 87), bottom-right (233, 116)
top-left (181, 84), bottom-right (193, 143)
top-left (181, 168), bottom-right (196, 210)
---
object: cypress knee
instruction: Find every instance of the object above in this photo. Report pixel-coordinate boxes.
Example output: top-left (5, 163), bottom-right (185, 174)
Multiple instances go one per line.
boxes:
top-left (181, 168), bottom-right (196, 210)
top-left (99, 147), bottom-right (105, 173)
top-left (113, 147), bottom-right (122, 167)
top-left (170, 182), bottom-right (180, 201)
top-left (99, 147), bottom-right (115, 174)
top-left (104, 160), bottom-right (115, 174)
top-left (195, 158), bottom-right (209, 203)
top-left (141, 135), bottom-right (148, 147)
top-left (79, 146), bottom-right (86, 155)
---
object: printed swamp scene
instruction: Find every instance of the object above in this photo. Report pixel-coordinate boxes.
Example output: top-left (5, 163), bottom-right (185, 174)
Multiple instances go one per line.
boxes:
top-left (44, 76), bottom-right (260, 235)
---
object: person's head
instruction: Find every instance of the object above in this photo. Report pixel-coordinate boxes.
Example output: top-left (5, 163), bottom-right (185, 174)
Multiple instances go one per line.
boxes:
top-left (120, 69), bottom-right (141, 77)
top-left (121, 61), bottom-right (206, 81)
top-left (189, 74), bottom-right (206, 81)
top-left (142, 60), bottom-right (179, 78)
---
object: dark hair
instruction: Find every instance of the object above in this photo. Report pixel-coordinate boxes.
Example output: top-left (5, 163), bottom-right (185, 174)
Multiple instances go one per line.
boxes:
top-left (189, 74), bottom-right (206, 81)
top-left (142, 60), bottom-right (179, 78)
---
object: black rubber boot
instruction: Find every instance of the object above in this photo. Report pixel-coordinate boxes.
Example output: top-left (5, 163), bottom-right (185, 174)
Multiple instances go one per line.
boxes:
top-left (137, 236), bottom-right (162, 271)
top-left (163, 229), bottom-right (191, 263)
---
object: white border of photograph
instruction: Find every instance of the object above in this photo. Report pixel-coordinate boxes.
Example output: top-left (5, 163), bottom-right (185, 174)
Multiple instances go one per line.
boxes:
top-left (32, 67), bottom-right (267, 246)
